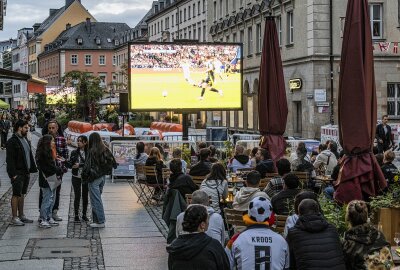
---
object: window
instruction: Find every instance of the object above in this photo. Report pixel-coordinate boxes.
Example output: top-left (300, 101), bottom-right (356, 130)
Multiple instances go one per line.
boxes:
top-left (71, 54), bottom-right (78, 65)
top-left (256, 23), bottom-right (262, 53)
top-left (233, 33), bottom-right (237, 42)
top-left (188, 6), bottom-right (191, 19)
top-left (198, 1), bottom-right (201, 15)
top-left (172, 15), bottom-right (174, 27)
top-left (158, 22), bottom-right (160, 33)
top-left (180, 10), bottom-right (182, 23)
top-left (213, 1), bottom-right (217, 21)
top-left (276, 16), bottom-right (282, 46)
top-left (184, 8), bottom-right (186, 21)
top-left (225, 0), bottom-right (229, 15)
top-left (247, 27), bottom-right (253, 55)
top-left (203, 25), bottom-right (206, 41)
top-left (161, 20), bottom-right (163, 31)
top-left (219, 0), bottom-right (223, 17)
top-left (85, 55), bottom-right (92, 65)
top-left (233, 0), bottom-right (236, 10)
top-left (370, 4), bottom-right (383, 39)
top-left (166, 17), bottom-right (169, 29)
top-left (226, 35), bottom-right (230, 42)
top-left (98, 73), bottom-right (107, 87)
top-left (113, 55), bottom-right (116, 66)
top-left (99, 55), bottom-right (105, 65)
top-left (203, 0), bottom-right (206, 12)
top-left (287, 11), bottom-right (294, 45)
top-left (198, 27), bottom-right (202, 41)
top-left (387, 83), bottom-right (400, 117)
top-left (193, 3), bottom-right (196, 17)
top-left (240, 0), bottom-right (243, 7)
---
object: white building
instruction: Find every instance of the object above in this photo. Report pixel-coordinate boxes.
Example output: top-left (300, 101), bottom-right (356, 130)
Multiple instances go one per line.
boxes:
top-left (12, 28), bottom-right (33, 108)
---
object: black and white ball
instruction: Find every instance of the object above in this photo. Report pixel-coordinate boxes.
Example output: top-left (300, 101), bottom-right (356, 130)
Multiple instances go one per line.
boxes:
top-left (248, 196), bottom-right (273, 222)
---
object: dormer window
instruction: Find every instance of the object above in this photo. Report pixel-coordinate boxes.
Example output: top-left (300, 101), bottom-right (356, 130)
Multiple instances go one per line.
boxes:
top-left (77, 36), bottom-right (83, 45)
top-left (95, 36), bottom-right (101, 45)
top-left (114, 39), bottom-right (119, 46)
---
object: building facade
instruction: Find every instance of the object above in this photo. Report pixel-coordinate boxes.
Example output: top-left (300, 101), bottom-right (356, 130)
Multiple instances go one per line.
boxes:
top-left (208, 0), bottom-right (400, 138)
top-left (38, 21), bottom-right (131, 94)
top-left (0, 38), bottom-right (16, 104)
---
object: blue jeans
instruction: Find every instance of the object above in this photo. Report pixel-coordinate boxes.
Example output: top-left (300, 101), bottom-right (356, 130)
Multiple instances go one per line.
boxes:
top-left (89, 176), bottom-right (105, 224)
top-left (324, 185), bottom-right (335, 200)
top-left (40, 187), bottom-right (56, 220)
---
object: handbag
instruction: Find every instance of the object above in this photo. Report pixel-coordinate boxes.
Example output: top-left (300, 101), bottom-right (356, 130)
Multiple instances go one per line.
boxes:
top-left (42, 171), bottom-right (62, 191)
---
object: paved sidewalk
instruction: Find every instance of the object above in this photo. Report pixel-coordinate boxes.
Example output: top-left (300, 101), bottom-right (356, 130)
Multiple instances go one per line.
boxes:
top-left (0, 131), bottom-right (168, 270)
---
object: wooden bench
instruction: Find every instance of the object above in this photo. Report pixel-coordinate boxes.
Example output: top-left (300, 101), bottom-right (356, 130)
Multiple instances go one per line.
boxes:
top-left (273, 214), bottom-right (288, 234)
top-left (191, 175), bottom-right (207, 187)
top-left (224, 208), bottom-right (246, 227)
top-left (293, 171), bottom-right (310, 189)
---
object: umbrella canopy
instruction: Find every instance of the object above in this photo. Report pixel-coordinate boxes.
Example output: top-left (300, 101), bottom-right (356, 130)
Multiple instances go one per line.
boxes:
top-left (258, 16), bottom-right (288, 161)
top-left (335, 0), bottom-right (386, 204)
top-left (0, 99), bottom-right (10, 109)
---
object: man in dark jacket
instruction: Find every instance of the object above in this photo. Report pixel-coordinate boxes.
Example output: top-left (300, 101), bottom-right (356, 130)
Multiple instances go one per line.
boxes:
top-left (287, 199), bottom-right (346, 270)
top-left (271, 173), bottom-right (300, 215)
top-left (169, 158), bottom-right (198, 197)
top-left (255, 148), bottom-right (275, 177)
top-left (6, 120), bottom-right (37, 226)
top-left (375, 115), bottom-right (394, 153)
top-left (189, 148), bottom-right (212, 177)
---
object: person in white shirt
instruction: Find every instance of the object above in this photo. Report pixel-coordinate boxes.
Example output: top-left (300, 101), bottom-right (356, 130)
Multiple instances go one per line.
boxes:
top-left (225, 196), bottom-right (290, 270)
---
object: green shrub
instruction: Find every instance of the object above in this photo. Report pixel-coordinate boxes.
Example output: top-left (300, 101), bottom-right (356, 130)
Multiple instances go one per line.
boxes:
top-left (129, 120), bottom-right (152, 128)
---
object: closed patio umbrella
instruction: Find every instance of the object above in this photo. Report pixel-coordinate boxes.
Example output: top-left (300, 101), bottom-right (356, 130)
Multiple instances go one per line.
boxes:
top-left (335, 0), bottom-right (386, 204)
top-left (258, 16), bottom-right (288, 162)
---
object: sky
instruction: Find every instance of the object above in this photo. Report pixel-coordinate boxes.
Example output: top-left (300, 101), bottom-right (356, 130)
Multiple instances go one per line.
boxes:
top-left (0, 0), bottom-right (155, 40)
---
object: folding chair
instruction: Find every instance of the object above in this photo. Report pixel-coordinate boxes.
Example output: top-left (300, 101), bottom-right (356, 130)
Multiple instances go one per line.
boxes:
top-left (135, 164), bottom-right (149, 204)
top-left (144, 165), bottom-right (166, 206)
top-left (224, 208), bottom-right (247, 236)
top-left (191, 175), bottom-right (207, 188)
top-left (272, 214), bottom-right (288, 234)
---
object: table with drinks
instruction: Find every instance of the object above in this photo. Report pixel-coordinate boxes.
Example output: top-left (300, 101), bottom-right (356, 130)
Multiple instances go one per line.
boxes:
top-left (222, 173), bottom-right (246, 205)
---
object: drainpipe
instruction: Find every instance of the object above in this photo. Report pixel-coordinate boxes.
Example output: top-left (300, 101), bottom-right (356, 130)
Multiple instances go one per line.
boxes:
top-left (329, 0), bottom-right (334, 125)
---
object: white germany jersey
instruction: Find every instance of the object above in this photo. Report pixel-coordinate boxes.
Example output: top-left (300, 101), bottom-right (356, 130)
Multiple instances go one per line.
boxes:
top-left (226, 227), bottom-right (289, 270)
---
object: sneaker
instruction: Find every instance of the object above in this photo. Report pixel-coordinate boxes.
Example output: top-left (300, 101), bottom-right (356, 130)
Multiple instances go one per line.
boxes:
top-left (19, 215), bottom-right (33, 223)
top-left (52, 211), bottom-right (63, 221)
top-left (37, 217), bottom-right (42, 223)
top-left (218, 90), bottom-right (223, 96)
top-left (48, 218), bottom-right (59, 226)
top-left (10, 217), bottom-right (25, 226)
top-left (89, 223), bottom-right (105, 228)
top-left (81, 216), bottom-right (89, 222)
top-left (39, 220), bottom-right (51, 229)
top-left (74, 216), bottom-right (80, 223)
top-left (198, 96), bottom-right (204, 100)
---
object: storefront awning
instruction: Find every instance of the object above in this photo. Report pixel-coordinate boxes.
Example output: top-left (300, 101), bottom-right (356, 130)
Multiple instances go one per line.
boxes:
top-left (0, 68), bottom-right (31, 81)
top-left (27, 77), bottom-right (48, 94)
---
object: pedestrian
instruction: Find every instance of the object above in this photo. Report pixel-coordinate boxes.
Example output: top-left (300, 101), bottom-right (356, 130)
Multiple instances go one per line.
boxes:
top-left (0, 113), bottom-right (10, 149)
top-left (36, 135), bottom-right (63, 228)
top-left (6, 119), bottom-right (37, 226)
top-left (67, 135), bottom-right (89, 222)
top-left (375, 115), bottom-right (394, 154)
top-left (167, 205), bottom-right (230, 270)
top-left (82, 132), bottom-right (117, 228)
top-left (39, 120), bottom-right (69, 222)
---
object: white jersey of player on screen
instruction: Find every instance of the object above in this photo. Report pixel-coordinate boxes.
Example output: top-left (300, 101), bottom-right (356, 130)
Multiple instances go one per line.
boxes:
top-left (226, 226), bottom-right (289, 270)
top-left (181, 61), bottom-right (195, 85)
top-left (213, 58), bottom-right (224, 81)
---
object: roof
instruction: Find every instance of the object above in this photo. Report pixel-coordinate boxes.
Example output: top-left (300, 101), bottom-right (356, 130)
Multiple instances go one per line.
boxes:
top-left (38, 22), bottom-right (131, 57)
top-left (0, 68), bottom-right (31, 81)
top-left (34, 7), bottom-right (66, 37)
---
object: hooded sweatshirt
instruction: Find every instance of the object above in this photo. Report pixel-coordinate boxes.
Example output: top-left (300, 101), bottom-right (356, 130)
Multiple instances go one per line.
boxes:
top-left (287, 214), bottom-right (346, 270)
top-left (134, 152), bottom-right (148, 165)
top-left (176, 206), bottom-right (225, 244)
top-left (256, 159), bottom-right (275, 177)
top-left (342, 223), bottom-right (391, 270)
top-left (314, 149), bottom-right (338, 175)
top-left (232, 187), bottom-right (267, 211)
top-left (200, 179), bottom-right (228, 213)
top-left (228, 155), bottom-right (252, 173)
top-left (167, 232), bottom-right (230, 270)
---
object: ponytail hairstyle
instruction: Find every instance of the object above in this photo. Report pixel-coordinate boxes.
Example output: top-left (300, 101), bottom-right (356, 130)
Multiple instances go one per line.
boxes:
top-left (182, 205), bottom-right (208, 233)
top-left (346, 200), bottom-right (368, 227)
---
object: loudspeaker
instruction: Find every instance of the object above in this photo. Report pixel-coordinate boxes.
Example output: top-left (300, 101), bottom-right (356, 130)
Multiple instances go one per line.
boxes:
top-left (119, 93), bottom-right (129, 113)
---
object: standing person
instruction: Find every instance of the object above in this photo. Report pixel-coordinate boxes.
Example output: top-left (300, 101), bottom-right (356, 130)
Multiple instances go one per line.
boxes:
top-left (167, 205), bottom-right (230, 270)
top-left (67, 135), bottom-right (89, 222)
top-left (0, 113), bottom-right (10, 149)
top-left (6, 119), bottom-right (37, 225)
top-left (39, 121), bottom-right (68, 222)
top-left (82, 132), bottom-right (117, 228)
top-left (343, 200), bottom-right (393, 270)
top-left (376, 115), bottom-right (394, 154)
top-left (286, 199), bottom-right (346, 270)
top-left (36, 135), bottom-right (63, 228)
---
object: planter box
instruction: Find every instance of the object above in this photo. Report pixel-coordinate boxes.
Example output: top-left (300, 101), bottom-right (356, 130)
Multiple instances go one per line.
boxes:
top-left (377, 208), bottom-right (400, 245)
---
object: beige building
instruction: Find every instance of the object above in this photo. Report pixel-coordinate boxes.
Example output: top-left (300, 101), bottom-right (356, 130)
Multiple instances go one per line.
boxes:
top-left (208, 0), bottom-right (400, 138)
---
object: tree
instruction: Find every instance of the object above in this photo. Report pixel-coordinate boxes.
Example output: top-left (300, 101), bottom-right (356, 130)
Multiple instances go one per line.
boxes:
top-left (62, 71), bottom-right (103, 122)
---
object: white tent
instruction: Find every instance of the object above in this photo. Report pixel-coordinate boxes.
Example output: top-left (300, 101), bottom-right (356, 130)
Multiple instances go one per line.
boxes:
top-left (98, 97), bottom-right (119, 105)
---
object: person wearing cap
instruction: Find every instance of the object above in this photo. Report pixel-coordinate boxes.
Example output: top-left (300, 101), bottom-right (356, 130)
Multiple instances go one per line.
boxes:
top-left (225, 196), bottom-right (289, 270)
top-left (286, 199), bottom-right (346, 270)
top-left (232, 171), bottom-right (267, 212)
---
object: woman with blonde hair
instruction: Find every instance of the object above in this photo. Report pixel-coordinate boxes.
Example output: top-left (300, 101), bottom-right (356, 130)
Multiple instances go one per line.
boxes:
top-left (343, 200), bottom-right (393, 270)
top-left (145, 147), bottom-right (166, 200)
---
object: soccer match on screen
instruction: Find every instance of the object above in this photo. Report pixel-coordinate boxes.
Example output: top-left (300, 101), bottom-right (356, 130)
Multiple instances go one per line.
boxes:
top-left (129, 44), bottom-right (242, 111)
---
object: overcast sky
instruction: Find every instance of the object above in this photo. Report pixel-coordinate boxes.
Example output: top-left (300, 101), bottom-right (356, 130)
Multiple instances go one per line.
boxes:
top-left (0, 0), bottom-right (154, 40)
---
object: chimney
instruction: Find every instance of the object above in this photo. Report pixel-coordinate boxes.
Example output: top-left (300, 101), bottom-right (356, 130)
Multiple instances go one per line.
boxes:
top-left (32, 23), bottom-right (41, 33)
top-left (66, 23), bottom-right (71, 30)
top-left (85, 18), bottom-right (91, 33)
top-left (49, 9), bottom-right (57, 16)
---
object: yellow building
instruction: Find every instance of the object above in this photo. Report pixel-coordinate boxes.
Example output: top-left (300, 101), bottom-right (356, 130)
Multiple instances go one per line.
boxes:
top-left (27, 0), bottom-right (96, 78)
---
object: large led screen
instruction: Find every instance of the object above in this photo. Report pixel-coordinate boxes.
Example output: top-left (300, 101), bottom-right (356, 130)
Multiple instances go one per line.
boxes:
top-left (46, 86), bottom-right (76, 105)
top-left (129, 43), bottom-right (242, 111)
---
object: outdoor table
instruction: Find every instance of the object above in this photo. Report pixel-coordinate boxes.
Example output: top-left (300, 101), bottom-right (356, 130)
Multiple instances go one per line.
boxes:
top-left (392, 247), bottom-right (400, 265)
top-left (221, 192), bottom-right (235, 208)
top-left (314, 175), bottom-right (333, 182)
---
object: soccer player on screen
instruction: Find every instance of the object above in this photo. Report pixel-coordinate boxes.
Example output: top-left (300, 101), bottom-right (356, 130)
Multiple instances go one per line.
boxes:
top-left (181, 60), bottom-right (195, 85)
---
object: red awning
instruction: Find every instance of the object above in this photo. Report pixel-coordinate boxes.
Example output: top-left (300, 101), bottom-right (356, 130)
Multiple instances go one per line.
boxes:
top-left (27, 77), bottom-right (48, 94)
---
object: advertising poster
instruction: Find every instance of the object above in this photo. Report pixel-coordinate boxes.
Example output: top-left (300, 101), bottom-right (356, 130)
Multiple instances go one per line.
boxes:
top-left (111, 142), bottom-right (136, 177)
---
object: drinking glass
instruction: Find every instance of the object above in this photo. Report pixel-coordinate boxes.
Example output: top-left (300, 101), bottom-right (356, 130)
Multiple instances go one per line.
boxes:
top-left (394, 232), bottom-right (400, 246)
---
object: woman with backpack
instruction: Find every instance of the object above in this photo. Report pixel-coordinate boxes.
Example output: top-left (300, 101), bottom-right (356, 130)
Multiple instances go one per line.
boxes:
top-left (82, 132), bottom-right (117, 228)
